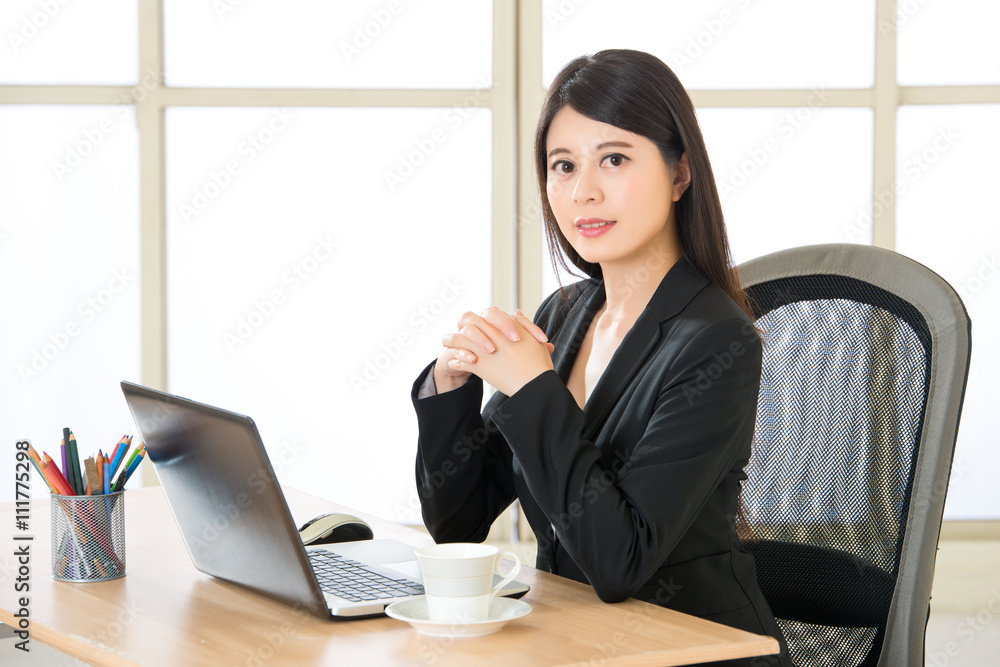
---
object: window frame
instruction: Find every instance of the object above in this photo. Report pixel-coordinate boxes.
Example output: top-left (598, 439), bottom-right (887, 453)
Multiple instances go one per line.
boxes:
top-left (515, 0), bottom-right (1000, 315)
top-left (3, 0), bottom-right (998, 526)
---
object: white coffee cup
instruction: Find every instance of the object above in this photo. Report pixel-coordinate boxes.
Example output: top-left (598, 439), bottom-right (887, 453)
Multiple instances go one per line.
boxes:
top-left (415, 543), bottom-right (522, 624)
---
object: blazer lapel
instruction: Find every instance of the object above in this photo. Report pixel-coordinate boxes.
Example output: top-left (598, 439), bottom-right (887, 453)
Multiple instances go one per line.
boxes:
top-left (580, 255), bottom-right (710, 442)
top-left (549, 281), bottom-right (607, 384)
top-left (580, 314), bottom-right (660, 443)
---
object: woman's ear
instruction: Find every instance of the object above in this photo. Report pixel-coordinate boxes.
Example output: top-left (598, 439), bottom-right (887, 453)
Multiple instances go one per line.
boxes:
top-left (671, 152), bottom-right (692, 202)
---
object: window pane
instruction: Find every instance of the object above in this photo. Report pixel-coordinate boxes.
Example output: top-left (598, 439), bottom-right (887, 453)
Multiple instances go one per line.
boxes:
top-left (699, 107), bottom-right (874, 264)
top-left (0, 0), bottom-right (137, 84)
top-left (0, 105), bottom-right (140, 502)
top-left (542, 107), bottom-right (874, 296)
top-left (897, 0), bottom-right (1000, 86)
top-left (164, 0), bottom-right (493, 89)
top-left (166, 107), bottom-right (492, 522)
top-left (542, 0), bottom-right (875, 90)
top-left (895, 105), bottom-right (999, 520)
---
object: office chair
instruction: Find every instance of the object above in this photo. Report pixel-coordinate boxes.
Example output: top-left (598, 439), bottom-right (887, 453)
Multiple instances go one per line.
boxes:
top-left (736, 244), bottom-right (972, 667)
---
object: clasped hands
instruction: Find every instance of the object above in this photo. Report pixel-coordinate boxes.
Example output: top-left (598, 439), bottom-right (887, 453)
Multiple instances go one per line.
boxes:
top-left (434, 307), bottom-right (555, 397)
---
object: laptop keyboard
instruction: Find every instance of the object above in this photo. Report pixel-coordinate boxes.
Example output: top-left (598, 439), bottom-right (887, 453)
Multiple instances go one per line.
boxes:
top-left (308, 548), bottom-right (425, 602)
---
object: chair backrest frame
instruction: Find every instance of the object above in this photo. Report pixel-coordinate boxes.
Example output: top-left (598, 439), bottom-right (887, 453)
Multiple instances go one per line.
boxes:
top-left (738, 243), bottom-right (972, 667)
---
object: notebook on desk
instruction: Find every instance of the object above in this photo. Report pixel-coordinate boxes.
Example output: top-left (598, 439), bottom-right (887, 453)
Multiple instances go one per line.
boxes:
top-left (119, 381), bottom-right (528, 619)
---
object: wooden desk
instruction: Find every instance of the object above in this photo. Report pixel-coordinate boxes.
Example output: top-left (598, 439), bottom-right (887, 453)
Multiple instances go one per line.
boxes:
top-left (1, 488), bottom-right (779, 666)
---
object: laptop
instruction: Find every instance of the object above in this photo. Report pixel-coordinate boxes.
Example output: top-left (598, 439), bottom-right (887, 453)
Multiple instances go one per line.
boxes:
top-left (119, 381), bottom-right (528, 619)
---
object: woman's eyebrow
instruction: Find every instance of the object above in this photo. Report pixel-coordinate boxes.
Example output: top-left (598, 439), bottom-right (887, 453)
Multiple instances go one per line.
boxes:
top-left (547, 140), bottom-right (635, 159)
top-left (595, 140), bottom-right (634, 151)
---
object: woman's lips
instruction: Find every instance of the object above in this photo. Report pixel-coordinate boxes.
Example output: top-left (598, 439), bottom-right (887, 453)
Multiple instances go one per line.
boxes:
top-left (575, 218), bottom-right (616, 238)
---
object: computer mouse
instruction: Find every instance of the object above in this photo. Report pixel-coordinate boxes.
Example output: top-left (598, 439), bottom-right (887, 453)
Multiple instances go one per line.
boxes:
top-left (298, 512), bottom-right (374, 545)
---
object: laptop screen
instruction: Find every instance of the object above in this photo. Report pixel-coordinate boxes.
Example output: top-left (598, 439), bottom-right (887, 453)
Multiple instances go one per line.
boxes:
top-left (120, 381), bottom-right (329, 617)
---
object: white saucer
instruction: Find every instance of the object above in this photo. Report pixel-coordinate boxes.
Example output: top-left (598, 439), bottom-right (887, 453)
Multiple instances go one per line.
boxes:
top-left (385, 596), bottom-right (532, 637)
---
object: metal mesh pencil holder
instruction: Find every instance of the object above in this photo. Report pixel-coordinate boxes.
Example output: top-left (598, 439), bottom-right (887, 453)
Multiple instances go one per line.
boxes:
top-left (50, 491), bottom-right (126, 582)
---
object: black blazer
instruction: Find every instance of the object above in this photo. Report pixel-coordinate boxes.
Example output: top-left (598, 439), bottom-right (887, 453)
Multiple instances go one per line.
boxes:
top-left (412, 256), bottom-right (789, 666)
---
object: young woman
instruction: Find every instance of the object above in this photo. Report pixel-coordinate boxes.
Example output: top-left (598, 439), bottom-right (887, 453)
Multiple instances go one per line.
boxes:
top-left (411, 49), bottom-right (790, 666)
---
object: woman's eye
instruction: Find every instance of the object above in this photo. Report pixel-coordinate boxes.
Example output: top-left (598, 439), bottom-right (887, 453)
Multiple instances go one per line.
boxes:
top-left (604, 154), bottom-right (627, 167)
top-left (552, 160), bottom-right (574, 174)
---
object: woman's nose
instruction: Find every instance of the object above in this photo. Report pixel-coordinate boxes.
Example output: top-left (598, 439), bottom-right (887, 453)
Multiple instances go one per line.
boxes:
top-left (572, 168), bottom-right (603, 205)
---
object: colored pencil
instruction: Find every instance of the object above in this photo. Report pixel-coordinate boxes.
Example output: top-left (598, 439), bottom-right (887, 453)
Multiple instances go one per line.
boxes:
top-left (114, 444), bottom-right (145, 492)
top-left (67, 431), bottom-right (83, 494)
top-left (109, 438), bottom-right (127, 477)
top-left (41, 454), bottom-right (75, 495)
top-left (31, 458), bottom-right (57, 494)
top-left (25, 444), bottom-right (56, 494)
top-left (60, 442), bottom-right (70, 490)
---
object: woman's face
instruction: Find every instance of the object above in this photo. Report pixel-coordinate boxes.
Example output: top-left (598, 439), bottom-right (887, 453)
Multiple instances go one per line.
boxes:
top-left (544, 106), bottom-right (689, 271)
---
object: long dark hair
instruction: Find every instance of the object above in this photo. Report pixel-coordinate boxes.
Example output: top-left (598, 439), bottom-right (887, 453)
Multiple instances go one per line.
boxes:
top-left (534, 49), bottom-right (753, 321)
top-left (536, 50), bottom-right (759, 539)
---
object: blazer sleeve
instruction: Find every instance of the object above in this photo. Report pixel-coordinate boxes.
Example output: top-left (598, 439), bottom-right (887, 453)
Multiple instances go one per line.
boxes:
top-left (494, 315), bottom-right (762, 603)
top-left (411, 362), bottom-right (517, 544)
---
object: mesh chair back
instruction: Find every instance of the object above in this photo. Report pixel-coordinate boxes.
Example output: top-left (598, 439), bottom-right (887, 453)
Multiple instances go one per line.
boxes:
top-left (738, 245), bottom-right (971, 667)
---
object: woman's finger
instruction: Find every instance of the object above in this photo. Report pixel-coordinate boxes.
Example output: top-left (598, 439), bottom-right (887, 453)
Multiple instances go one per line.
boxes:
top-left (454, 312), bottom-right (498, 353)
top-left (479, 306), bottom-right (521, 343)
top-left (514, 309), bottom-right (550, 345)
top-left (441, 333), bottom-right (481, 363)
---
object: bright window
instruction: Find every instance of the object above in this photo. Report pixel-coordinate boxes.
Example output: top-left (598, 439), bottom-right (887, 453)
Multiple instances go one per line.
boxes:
top-left (165, 106), bottom-right (492, 519)
top-left (0, 106), bottom-right (141, 476)
top-left (895, 104), bottom-right (1000, 519)
top-left (0, 0), bottom-right (137, 84)
top-left (698, 107), bottom-right (873, 264)
top-left (1, 1), bottom-right (998, 522)
top-left (164, 0), bottom-right (494, 89)
top-left (897, 0), bottom-right (1000, 86)
top-left (542, 0), bottom-right (875, 90)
